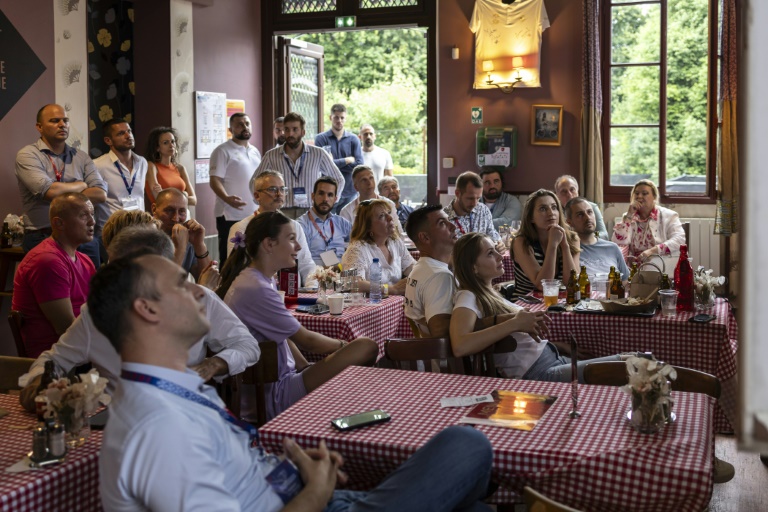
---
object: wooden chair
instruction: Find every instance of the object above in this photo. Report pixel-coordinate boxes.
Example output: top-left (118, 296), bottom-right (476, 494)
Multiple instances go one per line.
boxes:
top-left (524, 486), bottom-right (583, 512)
top-left (471, 336), bottom-right (518, 377)
top-left (0, 356), bottom-right (35, 395)
top-left (583, 361), bottom-right (721, 399)
top-left (219, 340), bottom-right (279, 427)
top-left (384, 337), bottom-right (469, 374)
top-left (8, 310), bottom-right (27, 358)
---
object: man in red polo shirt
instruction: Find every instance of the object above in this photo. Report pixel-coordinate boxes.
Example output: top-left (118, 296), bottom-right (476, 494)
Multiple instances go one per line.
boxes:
top-left (12, 192), bottom-right (96, 357)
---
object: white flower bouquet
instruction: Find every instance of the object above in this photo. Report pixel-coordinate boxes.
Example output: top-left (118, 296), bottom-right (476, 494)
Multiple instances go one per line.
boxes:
top-left (693, 266), bottom-right (725, 308)
top-left (43, 370), bottom-right (111, 445)
top-left (621, 355), bottom-right (676, 433)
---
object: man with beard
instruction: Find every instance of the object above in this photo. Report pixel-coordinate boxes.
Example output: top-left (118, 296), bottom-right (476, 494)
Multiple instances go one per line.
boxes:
top-left (252, 112), bottom-right (344, 219)
top-left (444, 171), bottom-right (505, 253)
top-left (273, 116), bottom-right (285, 148)
top-left (479, 168), bottom-right (521, 230)
top-left (313, 104), bottom-right (363, 212)
top-left (93, 118), bottom-right (148, 260)
top-left (359, 124), bottom-right (394, 182)
top-left (297, 176), bottom-right (351, 266)
top-left (564, 197), bottom-right (629, 280)
top-left (209, 113), bottom-right (261, 264)
top-left (378, 176), bottom-right (413, 227)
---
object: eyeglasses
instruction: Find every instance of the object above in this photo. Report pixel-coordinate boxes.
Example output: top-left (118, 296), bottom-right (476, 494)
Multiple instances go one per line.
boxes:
top-left (257, 186), bottom-right (288, 196)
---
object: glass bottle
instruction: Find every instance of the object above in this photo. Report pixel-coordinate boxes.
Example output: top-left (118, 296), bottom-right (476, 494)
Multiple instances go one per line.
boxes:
top-left (609, 272), bottom-right (625, 299)
top-left (674, 244), bottom-right (694, 311)
top-left (660, 273), bottom-right (671, 290)
top-left (578, 265), bottom-right (591, 297)
top-left (608, 266), bottom-right (616, 283)
top-left (629, 262), bottom-right (639, 283)
top-left (1, 221), bottom-right (12, 249)
top-left (566, 269), bottom-right (581, 305)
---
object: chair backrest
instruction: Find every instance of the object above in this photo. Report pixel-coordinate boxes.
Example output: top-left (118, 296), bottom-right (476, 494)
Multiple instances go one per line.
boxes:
top-left (682, 221), bottom-right (690, 247)
top-left (0, 356), bottom-right (35, 394)
top-left (524, 486), bottom-right (583, 512)
top-left (472, 335), bottom-right (518, 377)
top-left (583, 361), bottom-right (721, 399)
top-left (384, 337), bottom-right (467, 374)
top-left (8, 310), bottom-right (27, 358)
top-left (219, 340), bottom-right (279, 427)
top-left (406, 316), bottom-right (425, 339)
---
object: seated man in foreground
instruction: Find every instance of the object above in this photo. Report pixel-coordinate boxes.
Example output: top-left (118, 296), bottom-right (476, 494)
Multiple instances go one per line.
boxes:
top-left (92, 253), bottom-right (494, 511)
top-left (564, 197), bottom-right (629, 280)
top-left (12, 192), bottom-right (97, 358)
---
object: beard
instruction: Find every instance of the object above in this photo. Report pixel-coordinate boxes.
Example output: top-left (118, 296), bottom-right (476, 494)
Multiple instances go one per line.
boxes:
top-left (285, 137), bottom-right (302, 149)
top-left (484, 189), bottom-right (502, 201)
top-left (276, 135), bottom-right (286, 145)
top-left (314, 202), bottom-right (332, 215)
top-left (233, 131), bottom-right (251, 141)
top-left (363, 139), bottom-right (374, 149)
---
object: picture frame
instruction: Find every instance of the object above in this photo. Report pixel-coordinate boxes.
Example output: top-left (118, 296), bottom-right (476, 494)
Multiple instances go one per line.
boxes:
top-left (531, 105), bottom-right (563, 146)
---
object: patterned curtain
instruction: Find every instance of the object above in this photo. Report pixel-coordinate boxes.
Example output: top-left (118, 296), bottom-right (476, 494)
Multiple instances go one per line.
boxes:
top-left (715, 0), bottom-right (738, 236)
top-left (581, 0), bottom-right (603, 204)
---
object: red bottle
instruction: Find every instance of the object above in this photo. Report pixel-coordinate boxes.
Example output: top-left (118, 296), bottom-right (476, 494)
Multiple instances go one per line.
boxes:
top-left (673, 244), bottom-right (694, 311)
top-left (278, 259), bottom-right (299, 305)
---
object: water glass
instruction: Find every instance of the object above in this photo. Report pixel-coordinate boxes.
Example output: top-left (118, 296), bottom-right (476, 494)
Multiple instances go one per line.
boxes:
top-left (658, 289), bottom-right (679, 316)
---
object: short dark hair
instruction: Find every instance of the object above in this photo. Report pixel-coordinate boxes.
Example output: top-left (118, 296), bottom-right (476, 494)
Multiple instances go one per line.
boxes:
top-left (313, 176), bottom-right (338, 195)
top-left (155, 188), bottom-right (187, 208)
top-left (229, 112), bottom-right (249, 126)
top-left (352, 165), bottom-right (373, 181)
top-left (88, 252), bottom-right (161, 353)
top-left (102, 118), bottom-right (128, 138)
top-left (283, 112), bottom-right (306, 129)
top-left (49, 192), bottom-right (89, 223)
top-left (563, 197), bottom-right (590, 219)
top-left (108, 226), bottom-right (175, 261)
top-left (330, 104), bottom-right (347, 114)
top-left (405, 204), bottom-right (444, 244)
top-left (456, 171), bottom-right (482, 191)
top-left (274, 116), bottom-right (285, 125)
top-left (479, 167), bottom-right (504, 186)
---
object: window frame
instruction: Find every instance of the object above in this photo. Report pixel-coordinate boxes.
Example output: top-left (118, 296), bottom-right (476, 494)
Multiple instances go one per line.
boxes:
top-left (600, 0), bottom-right (719, 204)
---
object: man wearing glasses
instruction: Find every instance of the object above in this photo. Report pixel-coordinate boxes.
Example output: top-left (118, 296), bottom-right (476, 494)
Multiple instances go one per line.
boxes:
top-left (227, 170), bottom-right (315, 285)
top-left (251, 112), bottom-right (344, 220)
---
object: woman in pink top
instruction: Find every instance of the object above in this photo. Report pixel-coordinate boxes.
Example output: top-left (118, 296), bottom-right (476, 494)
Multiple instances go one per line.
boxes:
top-left (144, 127), bottom-right (196, 207)
top-left (218, 212), bottom-right (377, 420)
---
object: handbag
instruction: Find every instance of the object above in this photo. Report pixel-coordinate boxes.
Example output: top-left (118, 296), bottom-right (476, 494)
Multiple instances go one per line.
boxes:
top-left (630, 260), bottom-right (664, 305)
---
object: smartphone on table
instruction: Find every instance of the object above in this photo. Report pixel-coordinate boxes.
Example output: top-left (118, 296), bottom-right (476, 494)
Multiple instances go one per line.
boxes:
top-left (331, 409), bottom-right (391, 431)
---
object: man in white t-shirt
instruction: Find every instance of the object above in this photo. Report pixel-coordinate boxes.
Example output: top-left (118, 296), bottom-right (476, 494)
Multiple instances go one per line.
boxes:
top-left (359, 124), bottom-right (394, 182)
top-left (209, 113), bottom-right (261, 265)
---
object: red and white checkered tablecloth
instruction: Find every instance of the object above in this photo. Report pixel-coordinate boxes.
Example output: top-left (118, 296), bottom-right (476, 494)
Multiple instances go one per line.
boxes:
top-left (518, 295), bottom-right (737, 433)
top-left (0, 395), bottom-right (102, 512)
top-left (292, 295), bottom-right (414, 362)
top-left (261, 366), bottom-right (714, 511)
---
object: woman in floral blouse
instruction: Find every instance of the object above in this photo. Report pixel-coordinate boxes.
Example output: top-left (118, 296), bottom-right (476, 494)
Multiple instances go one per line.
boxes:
top-left (611, 179), bottom-right (685, 264)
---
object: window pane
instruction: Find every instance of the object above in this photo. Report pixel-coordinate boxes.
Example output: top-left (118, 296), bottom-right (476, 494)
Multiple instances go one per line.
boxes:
top-left (610, 65), bottom-right (660, 125)
top-left (610, 127), bottom-right (659, 186)
top-left (360, 0), bottom-right (418, 7)
top-left (282, 0), bottom-right (336, 14)
top-left (611, 4), bottom-right (661, 64)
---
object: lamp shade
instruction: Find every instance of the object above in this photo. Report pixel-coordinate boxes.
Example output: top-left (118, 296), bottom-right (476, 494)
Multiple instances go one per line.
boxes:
top-left (482, 60), bottom-right (494, 72)
top-left (512, 57), bottom-right (524, 69)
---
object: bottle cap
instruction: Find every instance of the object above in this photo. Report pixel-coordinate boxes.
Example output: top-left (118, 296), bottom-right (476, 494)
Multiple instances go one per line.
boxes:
top-left (372, 258), bottom-right (379, 263)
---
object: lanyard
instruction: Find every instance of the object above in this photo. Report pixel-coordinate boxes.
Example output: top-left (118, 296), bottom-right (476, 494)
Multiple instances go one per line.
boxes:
top-left (46, 155), bottom-right (65, 182)
top-left (453, 212), bottom-right (474, 235)
top-left (115, 161), bottom-right (136, 195)
top-left (121, 370), bottom-right (262, 450)
top-left (308, 211), bottom-right (334, 247)
top-left (282, 153), bottom-right (304, 180)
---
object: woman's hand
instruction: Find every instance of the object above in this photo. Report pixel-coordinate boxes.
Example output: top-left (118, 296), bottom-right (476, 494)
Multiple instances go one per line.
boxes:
top-left (505, 309), bottom-right (550, 342)
top-left (638, 247), bottom-right (659, 262)
top-left (547, 224), bottom-right (565, 246)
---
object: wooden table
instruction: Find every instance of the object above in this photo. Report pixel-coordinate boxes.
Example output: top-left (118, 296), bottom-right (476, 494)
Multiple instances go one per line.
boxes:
top-left (261, 366), bottom-right (715, 510)
top-left (0, 394), bottom-right (102, 512)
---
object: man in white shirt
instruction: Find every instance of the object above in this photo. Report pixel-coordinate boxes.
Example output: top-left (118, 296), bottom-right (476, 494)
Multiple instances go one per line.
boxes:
top-left (18, 225), bottom-right (260, 412)
top-left (92, 119), bottom-right (148, 250)
top-left (209, 113), bottom-right (261, 265)
top-left (340, 165), bottom-right (403, 234)
top-left (227, 170), bottom-right (315, 286)
top-left (93, 252), bottom-right (494, 512)
top-left (359, 124), bottom-right (394, 182)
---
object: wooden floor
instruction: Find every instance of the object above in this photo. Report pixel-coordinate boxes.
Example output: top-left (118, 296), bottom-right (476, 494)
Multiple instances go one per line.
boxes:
top-left (709, 435), bottom-right (768, 512)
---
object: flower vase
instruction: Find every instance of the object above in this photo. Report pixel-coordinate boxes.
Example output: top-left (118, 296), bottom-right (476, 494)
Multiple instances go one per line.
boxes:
top-left (61, 408), bottom-right (91, 448)
top-left (317, 281), bottom-right (328, 305)
top-left (628, 391), bottom-right (666, 434)
top-left (695, 284), bottom-right (716, 310)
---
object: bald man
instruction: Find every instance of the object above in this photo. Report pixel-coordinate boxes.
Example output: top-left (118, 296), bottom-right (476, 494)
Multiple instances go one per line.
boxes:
top-left (15, 104), bottom-right (107, 266)
top-left (12, 192), bottom-right (97, 357)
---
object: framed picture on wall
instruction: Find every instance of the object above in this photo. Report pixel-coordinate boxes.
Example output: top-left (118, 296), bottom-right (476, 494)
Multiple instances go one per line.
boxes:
top-left (531, 105), bottom-right (563, 146)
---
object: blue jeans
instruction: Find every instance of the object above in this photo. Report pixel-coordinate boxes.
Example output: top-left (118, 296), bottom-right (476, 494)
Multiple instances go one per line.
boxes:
top-left (522, 342), bottom-right (621, 383)
top-left (324, 426), bottom-right (493, 512)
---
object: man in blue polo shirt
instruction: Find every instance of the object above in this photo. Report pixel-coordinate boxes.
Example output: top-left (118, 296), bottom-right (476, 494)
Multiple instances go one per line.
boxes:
top-left (313, 104), bottom-right (363, 213)
top-left (297, 177), bottom-right (351, 266)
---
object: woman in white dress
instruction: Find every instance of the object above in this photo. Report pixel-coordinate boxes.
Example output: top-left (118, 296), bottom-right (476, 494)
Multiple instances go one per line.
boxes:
top-left (341, 199), bottom-right (415, 296)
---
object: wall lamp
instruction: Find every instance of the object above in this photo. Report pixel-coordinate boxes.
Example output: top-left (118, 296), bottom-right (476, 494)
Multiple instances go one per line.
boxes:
top-left (482, 58), bottom-right (524, 94)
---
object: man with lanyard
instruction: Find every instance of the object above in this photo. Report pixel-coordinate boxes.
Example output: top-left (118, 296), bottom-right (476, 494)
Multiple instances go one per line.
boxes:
top-left (297, 176), bottom-right (351, 267)
top-left (227, 170), bottom-right (315, 285)
top-left (479, 167), bottom-right (522, 229)
top-left (209, 113), bottom-right (261, 265)
top-left (93, 118), bottom-right (148, 260)
top-left (15, 104), bottom-right (107, 267)
top-left (92, 253), bottom-right (494, 511)
top-left (443, 171), bottom-right (505, 253)
top-left (251, 111), bottom-right (344, 220)
top-left (313, 104), bottom-right (363, 213)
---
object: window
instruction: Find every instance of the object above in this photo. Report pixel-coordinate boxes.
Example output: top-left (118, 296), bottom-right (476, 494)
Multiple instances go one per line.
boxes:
top-left (603, 0), bottom-right (718, 201)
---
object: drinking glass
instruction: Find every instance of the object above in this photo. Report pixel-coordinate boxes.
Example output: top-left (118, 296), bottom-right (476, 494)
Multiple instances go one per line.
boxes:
top-left (541, 279), bottom-right (561, 307)
top-left (658, 290), bottom-right (679, 316)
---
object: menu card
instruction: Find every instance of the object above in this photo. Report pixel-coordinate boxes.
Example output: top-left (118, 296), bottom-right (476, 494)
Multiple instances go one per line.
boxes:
top-left (459, 389), bottom-right (557, 432)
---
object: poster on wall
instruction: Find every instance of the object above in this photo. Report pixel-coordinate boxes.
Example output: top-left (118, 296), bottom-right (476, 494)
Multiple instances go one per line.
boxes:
top-left (195, 159), bottom-right (210, 184)
top-left (0, 9), bottom-right (47, 122)
top-left (226, 99), bottom-right (245, 139)
top-left (195, 91), bottom-right (227, 158)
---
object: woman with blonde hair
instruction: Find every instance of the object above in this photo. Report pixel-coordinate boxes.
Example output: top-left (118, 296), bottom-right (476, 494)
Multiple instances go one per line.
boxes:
top-left (101, 210), bottom-right (158, 248)
top-left (450, 233), bottom-right (619, 381)
top-left (510, 189), bottom-right (580, 299)
top-left (144, 126), bottom-right (196, 207)
top-left (341, 198), bottom-right (415, 295)
top-left (611, 178), bottom-right (685, 263)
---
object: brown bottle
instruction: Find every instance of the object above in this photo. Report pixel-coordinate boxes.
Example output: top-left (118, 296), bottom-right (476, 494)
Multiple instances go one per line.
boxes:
top-left (578, 265), bottom-right (591, 297)
top-left (660, 273), bottom-right (671, 290)
top-left (566, 269), bottom-right (581, 305)
top-left (609, 272), bottom-right (625, 300)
